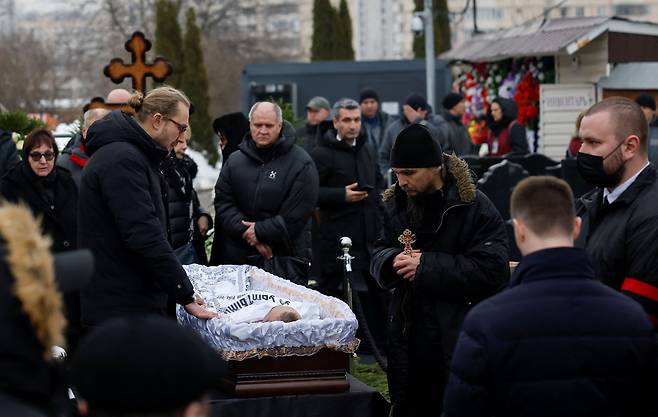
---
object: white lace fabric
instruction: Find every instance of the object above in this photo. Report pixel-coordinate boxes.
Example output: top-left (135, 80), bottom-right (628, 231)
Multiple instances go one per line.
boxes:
top-left (177, 264), bottom-right (359, 358)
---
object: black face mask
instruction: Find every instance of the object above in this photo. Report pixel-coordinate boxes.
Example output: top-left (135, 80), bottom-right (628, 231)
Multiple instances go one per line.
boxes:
top-left (576, 142), bottom-right (625, 188)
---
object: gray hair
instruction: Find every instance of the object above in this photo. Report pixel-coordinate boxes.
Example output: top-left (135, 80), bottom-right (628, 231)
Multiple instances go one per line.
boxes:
top-left (332, 98), bottom-right (359, 119)
top-left (82, 108), bottom-right (110, 132)
top-left (248, 102), bottom-right (283, 122)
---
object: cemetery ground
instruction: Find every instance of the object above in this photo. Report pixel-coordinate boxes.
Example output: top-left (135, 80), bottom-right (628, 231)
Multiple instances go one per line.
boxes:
top-left (353, 355), bottom-right (389, 401)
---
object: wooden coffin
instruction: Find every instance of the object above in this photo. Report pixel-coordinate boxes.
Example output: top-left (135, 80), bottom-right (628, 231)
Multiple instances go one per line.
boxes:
top-left (219, 348), bottom-right (351, 397)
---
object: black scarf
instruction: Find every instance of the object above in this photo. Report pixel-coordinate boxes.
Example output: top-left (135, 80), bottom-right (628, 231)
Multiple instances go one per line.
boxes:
top-left (161, 154), bottom-right (192, 200)
top-left (21, 162), bottom-right (56, 207)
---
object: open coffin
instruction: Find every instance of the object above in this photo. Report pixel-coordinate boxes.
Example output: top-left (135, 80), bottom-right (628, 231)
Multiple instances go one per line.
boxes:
top-left (177, 264), bottom-right (359, 396)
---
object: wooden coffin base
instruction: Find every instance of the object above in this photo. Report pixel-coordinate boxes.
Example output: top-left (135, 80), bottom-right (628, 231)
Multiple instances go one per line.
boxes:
top-left (219, 348), bottom-right (351, 397)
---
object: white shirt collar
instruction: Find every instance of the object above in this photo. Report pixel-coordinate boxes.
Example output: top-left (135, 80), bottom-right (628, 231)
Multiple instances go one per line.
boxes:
top-left (336, 134), bottom-right (356, 147)
top-left (603, 161), bottom-right (650, 204)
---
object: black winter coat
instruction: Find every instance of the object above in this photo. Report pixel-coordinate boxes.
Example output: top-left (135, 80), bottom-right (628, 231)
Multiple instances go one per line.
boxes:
top-left (443, 247), bottom-right (658, 417)
top-left (311, 129), bottom-right (383, 274)
top-left (210, 121), bottom-right (319, 270)
top-left (370, 154), bottom-right (509, 414)
top-left (161, 154), bottom-right (212, 250)
top-left (576, 164), bottom-right (658, 324)
top-left (0, 129), bottom-right (20, 178)
top-left (362, 110), bottom-right (392, 150)
top-left (78, 111), bottom-right (194, 326)
top-left (0, 163), bottom-right (77, 253)
top-left (440, 109), bottom-right (475, 156)
top-left (295, 120), bottom-right (333, 153)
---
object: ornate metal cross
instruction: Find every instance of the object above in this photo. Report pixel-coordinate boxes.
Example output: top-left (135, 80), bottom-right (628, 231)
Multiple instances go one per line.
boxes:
top-left (398, 229), bottom-right (416, 256)
top-left (103, 31), bottom-right (172, 94)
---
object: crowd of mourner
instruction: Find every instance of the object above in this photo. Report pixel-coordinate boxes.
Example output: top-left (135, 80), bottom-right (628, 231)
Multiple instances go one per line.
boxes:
top-left (1, 84), bottom-right (658, 417)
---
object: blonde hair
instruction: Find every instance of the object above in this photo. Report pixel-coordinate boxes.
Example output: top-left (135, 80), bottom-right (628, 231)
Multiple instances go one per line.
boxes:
top-left (128, 86), bottom-right (190, 123)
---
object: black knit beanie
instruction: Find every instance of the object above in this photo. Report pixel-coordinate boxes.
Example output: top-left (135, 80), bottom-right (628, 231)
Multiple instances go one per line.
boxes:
top-left (359, 88), bottom-right (380, 103)
top-left (635, 94), bottom-right (656, 111)
top-left (404, 93), bottom-right (428, 111)
top-left (390, 123), bottom-right (443, 168)
top-left (442, 93), bottom-right (465, 110)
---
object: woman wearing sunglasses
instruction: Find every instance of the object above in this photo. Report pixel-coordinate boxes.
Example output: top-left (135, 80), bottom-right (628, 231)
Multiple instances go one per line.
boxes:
top-left (0, 128), bottom-right (80, 347)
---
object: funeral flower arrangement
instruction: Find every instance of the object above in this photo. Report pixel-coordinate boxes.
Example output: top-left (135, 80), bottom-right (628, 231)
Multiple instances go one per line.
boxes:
top-left (455, 57), bottom-right (555, 144)
top-left (177, 264), bottom-right (359, 360)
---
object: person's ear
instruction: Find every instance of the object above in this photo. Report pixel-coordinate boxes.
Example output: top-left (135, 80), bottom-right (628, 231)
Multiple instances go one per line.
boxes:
top-left (573, 216), bottom-right (582, 241)
top-left (512, 218), bottom-right (525, 244)
top-left (152, 113), bottom-right (164, 131)
top-left (333, 117), bottom-right (339, 130)
top-left (623, 135), bottom-right (641, 158)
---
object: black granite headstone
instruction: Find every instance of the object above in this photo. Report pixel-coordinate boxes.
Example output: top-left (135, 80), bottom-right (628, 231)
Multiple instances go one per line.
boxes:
top-left (477, 160), bottom-right (529, 220)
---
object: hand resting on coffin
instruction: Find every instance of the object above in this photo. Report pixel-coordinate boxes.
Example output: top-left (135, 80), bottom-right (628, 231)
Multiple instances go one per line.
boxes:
top-left (184, 293), bottom-right (217, 319)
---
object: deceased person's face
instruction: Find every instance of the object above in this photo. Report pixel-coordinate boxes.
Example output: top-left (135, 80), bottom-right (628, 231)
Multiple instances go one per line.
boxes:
top-left (263, 306), bottom-right (301, 323)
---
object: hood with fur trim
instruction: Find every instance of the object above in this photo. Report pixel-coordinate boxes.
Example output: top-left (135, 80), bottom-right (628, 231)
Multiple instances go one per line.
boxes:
top-left (0, 204), bottom-right (65, 353)
top-left (382, 153), bottom-right (476, 204)
top-left (0, 204), bottom-right (66, 409)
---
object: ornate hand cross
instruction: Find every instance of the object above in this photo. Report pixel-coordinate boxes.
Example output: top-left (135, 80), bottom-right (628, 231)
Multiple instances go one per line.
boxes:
top-left (103, 31), bottom-right (172, 94)
top-left (398, 229), bottom-right (416, 256)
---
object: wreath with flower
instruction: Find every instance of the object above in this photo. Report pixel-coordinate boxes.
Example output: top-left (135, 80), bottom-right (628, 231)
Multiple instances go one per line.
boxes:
top-left (455, 57), bottom-right (554, 144)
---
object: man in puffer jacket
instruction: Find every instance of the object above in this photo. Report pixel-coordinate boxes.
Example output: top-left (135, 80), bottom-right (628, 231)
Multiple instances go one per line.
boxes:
top-left (443, 176), bottom-right (658, 417)
top-left (79, 87), bottom-right (215, 327)
top-left (210, 102), bottom-right (319, 286)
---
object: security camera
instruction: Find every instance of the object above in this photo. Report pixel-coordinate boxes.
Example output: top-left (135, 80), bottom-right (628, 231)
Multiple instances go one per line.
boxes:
top-left (412, 12), bottom-right (425, 35)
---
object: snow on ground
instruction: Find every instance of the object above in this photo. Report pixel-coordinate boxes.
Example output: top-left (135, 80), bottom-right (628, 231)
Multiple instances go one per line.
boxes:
top-left (186, 148), bottom-right (220, 192)
top-left (53, 122), bottom-right (79, 150)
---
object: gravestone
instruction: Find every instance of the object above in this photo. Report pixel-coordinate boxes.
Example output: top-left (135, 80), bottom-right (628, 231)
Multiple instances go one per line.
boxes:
top-left (462, 155), bottom-right (483, 180)
top-left (546, 158), bottom-right (594, 199)
top-left (104, 31), bottom-right (172, 94)
top-left (477, 160), bottom-right (529, 220)
top-left (505, 153), bottom-right (559, 176)
top-left (83, 31), bottom-right (173, 113)
top-left (479, 156), bottom-right (504, 173)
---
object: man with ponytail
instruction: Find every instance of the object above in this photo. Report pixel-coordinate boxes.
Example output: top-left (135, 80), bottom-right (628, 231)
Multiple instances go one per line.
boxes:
top-left (78, 86), bottom-right (215, 328)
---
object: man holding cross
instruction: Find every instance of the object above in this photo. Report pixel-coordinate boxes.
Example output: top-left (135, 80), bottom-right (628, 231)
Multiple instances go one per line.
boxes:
top-left (78, 86), bottom-right (215, 328)
top-left (370, 124), bottom-right (509, 417)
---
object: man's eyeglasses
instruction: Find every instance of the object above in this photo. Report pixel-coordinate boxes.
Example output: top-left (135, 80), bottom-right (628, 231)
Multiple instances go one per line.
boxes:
top-left (163, 116), bottom-right (188, 134)
top-left (29, 151), bottom-right (55, 162)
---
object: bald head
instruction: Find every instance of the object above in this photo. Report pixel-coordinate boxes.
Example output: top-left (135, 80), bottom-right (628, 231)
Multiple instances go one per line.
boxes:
top-left (82, 108), bottom-right (110, 139)
top-left (248, 102), bottom-right (283, 148)
top-left (106, 89), bottom-right (132, 104)
top-left (248, 101), bottom-right (283, 123)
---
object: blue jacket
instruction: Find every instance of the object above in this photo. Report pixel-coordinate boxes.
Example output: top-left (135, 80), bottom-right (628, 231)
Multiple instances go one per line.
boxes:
top-left (443, 247), bottom-right (658, 417)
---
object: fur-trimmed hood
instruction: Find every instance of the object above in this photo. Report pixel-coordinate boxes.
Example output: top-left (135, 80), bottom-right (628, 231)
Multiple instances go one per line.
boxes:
top-left (0, 203), bottom-right (66, 409)
top-left (0, 204), bottom-right (65, 353)
top-left (382, 153), bottom-right (476, 204)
